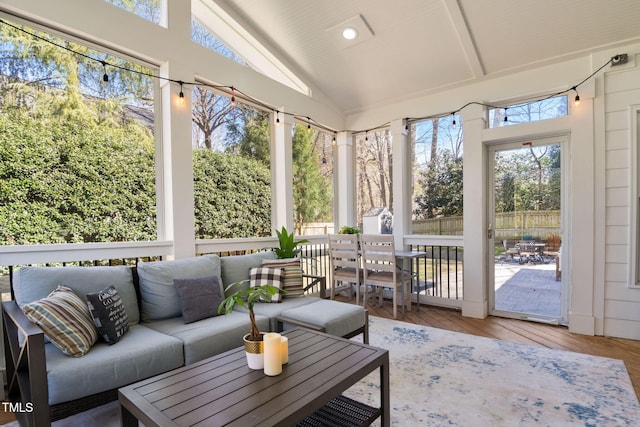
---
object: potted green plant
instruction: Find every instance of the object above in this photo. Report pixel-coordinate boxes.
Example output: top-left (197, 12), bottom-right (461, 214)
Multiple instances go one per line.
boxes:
top-left (273, 226), bottom-right (310, 259)
top-left (265, 227), bottom-right (311, 298)
top-left (338, 225), bottom-right (361, 234)
top-left (218, 282), bottom-right (279, 369)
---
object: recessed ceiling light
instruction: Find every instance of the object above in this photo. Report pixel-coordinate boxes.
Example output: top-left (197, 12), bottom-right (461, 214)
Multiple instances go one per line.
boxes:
top-left (326, 14), bottom-right (374, 49)
top-left (342, 27), bottom-right (358, 40)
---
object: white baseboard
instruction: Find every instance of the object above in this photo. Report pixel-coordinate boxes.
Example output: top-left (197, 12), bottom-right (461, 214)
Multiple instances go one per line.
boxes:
top-left (568, 313), bottom-right (596, 335)
top-left (462, 300), bottom-right (488, 319)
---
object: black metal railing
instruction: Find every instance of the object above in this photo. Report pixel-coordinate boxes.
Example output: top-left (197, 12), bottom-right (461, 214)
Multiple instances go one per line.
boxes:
top-left (0, 240), bottom-right (463, 304)
top-left (409, 244), bottom-right (464, 302)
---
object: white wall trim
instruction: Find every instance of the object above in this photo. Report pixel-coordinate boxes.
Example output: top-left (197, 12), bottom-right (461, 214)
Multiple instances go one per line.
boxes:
top-left (628, 104), bottom-right (640, 288)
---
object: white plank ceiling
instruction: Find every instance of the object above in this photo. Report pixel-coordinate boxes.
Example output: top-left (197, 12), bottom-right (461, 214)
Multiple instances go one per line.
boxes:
top-left (211, 0), bottom-right (640, 113)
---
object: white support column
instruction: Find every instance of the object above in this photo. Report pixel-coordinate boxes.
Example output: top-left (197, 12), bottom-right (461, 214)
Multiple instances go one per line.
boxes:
top-left (390, 119), bottom-right (411, 249)
top-left (159, 63), bottom-right (196, 259)
top-left (461, 103), bottom-right (488, 318)
top-left (271, 110), bottom-right (294, 232)
top-left (334, 131), bottom-right (355, 230)
top-left (568, 96), bottom-right (597, 335)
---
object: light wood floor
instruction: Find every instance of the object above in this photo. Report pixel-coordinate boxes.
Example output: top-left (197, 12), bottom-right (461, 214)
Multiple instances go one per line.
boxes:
top-left (0, 394), bottom-right (14, 425)
top-left (335, 295), bottom-right (640, 398)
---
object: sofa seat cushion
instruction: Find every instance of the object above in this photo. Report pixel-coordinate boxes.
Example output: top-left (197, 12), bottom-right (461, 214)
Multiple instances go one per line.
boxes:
top-left (278, 299), bottom-right (367, 339)
top-left (145, 311), bottom-right (271, 365)
top-left (234, 296), bottom-right (320, 331)
top-left (13, 265), bottom-right (139, 325)
top-left (137, 255), bottom-right (222, 322)
top-left (45, 324), bottom-right (183, 405)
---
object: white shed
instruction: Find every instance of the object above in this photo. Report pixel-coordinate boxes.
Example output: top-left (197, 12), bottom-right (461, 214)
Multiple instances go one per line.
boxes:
top-left (362, 207), bottom-right (393, 234)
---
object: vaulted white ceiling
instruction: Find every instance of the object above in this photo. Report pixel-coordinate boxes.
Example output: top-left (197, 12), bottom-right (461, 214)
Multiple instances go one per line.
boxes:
top-left (211, 0), bottom-right (640, 114)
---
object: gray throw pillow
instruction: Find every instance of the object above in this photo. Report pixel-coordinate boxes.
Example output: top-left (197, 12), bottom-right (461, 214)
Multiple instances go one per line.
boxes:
top-left (137, 254), bottom-right (221, 322)
top-left (174, 275), bottom-right (224, 324)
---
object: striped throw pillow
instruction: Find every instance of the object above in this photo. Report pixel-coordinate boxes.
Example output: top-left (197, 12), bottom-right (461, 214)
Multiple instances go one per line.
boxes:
top-left (23, 286), bottom-right (98, 357)
top-left (262, 258), bottom-right (305, 298)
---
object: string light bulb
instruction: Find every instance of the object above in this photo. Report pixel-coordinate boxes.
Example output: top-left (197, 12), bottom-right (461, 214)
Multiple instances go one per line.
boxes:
top-left (307, 117), bottom-right (312, 133)
top-left (332, 134), bottom-right (337, 145)
top-left (451, 112), bottom-right (457, 129)
top-left (178, 81), bottom-right (184, 104)
top-left (503, 108), bottom-right (508, 125)
top-left (572, 87), bottom-right (580, 105)
top-left (275, 111), bottom-right (281, 126)
top-left (231, 86), bottom-right (236, 107)
top-left (101, 60), bottom-right (109, 83)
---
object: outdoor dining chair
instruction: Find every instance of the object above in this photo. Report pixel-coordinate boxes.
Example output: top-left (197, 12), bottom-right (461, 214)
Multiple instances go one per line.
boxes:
top-left (327, 233), bottom-right (361, 303)
top-left (360, 234), bottom-right (412, 319)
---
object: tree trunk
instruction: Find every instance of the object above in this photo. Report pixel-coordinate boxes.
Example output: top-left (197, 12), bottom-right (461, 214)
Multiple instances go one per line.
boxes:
top-left (249, 309), bottom-right (261, 340)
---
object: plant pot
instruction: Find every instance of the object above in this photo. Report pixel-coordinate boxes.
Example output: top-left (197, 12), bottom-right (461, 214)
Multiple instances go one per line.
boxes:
top-left (243, 333), bottom-right (264, 370)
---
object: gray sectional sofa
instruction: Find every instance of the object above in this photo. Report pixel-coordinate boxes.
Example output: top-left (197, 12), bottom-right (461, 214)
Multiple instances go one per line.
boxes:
top-left (2, 251), bottom-right (368, 427)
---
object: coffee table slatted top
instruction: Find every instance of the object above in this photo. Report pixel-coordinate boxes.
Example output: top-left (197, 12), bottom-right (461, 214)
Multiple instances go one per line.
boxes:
top-left (119, 328), bottom-right (389, 427)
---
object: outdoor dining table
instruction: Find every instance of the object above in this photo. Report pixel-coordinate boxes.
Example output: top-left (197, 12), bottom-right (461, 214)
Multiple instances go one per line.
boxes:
top-left (516, 242), bottom-right (546, 264)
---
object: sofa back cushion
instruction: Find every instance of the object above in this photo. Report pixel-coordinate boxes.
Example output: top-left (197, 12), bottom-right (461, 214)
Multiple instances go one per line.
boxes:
top-left (13, 265), bottom-right (140, 325)
top-left (137, 254), bottom-right (221, 322)
top-left (219, 251), bottom-right (277, 297)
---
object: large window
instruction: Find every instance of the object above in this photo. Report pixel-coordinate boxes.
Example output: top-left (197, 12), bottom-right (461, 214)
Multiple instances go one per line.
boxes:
top-left (292, 125), bottom-right (334, 236)
top-left (191, 86), bottom-right (272, 239)
top-left (355, 129), bottom-right (393, 230)
top-left (410, 114), bottom-right (463, 235)
top-left (191, 20), bottom-right (248, 67)
top-left (489, 95), bottom-right (568, 128)
top-left (0, 19), bottom-right (157, 245)
top-left (103, 0), bottom-right (162, 25)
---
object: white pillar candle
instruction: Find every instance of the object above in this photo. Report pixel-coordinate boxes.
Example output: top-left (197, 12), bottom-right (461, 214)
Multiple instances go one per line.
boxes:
top-left (264, 333), bottom-right (282, 376)
top-left (281, 336), bottom-right (288, 364)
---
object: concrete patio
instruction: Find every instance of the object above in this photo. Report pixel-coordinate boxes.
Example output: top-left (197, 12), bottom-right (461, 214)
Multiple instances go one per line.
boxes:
top-left (494, 260), bottom-right (561, 319)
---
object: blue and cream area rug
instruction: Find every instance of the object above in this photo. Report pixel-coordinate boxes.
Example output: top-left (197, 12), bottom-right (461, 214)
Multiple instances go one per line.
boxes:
top-left (4, 316), bottom-right (638, 426)
top-left (344, 316), bottom-right (640, 426)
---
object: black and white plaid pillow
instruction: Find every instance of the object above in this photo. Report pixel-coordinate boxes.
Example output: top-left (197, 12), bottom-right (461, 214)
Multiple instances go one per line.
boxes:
top-left (249, 267), bottom-right (283, 303)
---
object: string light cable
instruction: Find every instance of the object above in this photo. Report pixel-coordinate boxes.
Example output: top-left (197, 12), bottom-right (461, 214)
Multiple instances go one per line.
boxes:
top-left (405, 57), bottom-right (615, 126)
top-left (0, 17), bottom-right (618, 138)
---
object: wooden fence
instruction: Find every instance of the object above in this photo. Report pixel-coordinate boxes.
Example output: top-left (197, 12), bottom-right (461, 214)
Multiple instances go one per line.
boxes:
top-left (412, 216), bottom-right (464, 236)
top-left (412, 210), bottom-right (560, 238)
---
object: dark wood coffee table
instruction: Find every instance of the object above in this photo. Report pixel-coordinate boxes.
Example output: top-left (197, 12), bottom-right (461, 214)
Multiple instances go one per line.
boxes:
top-left (118, 328), bottom-right (389, 426)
